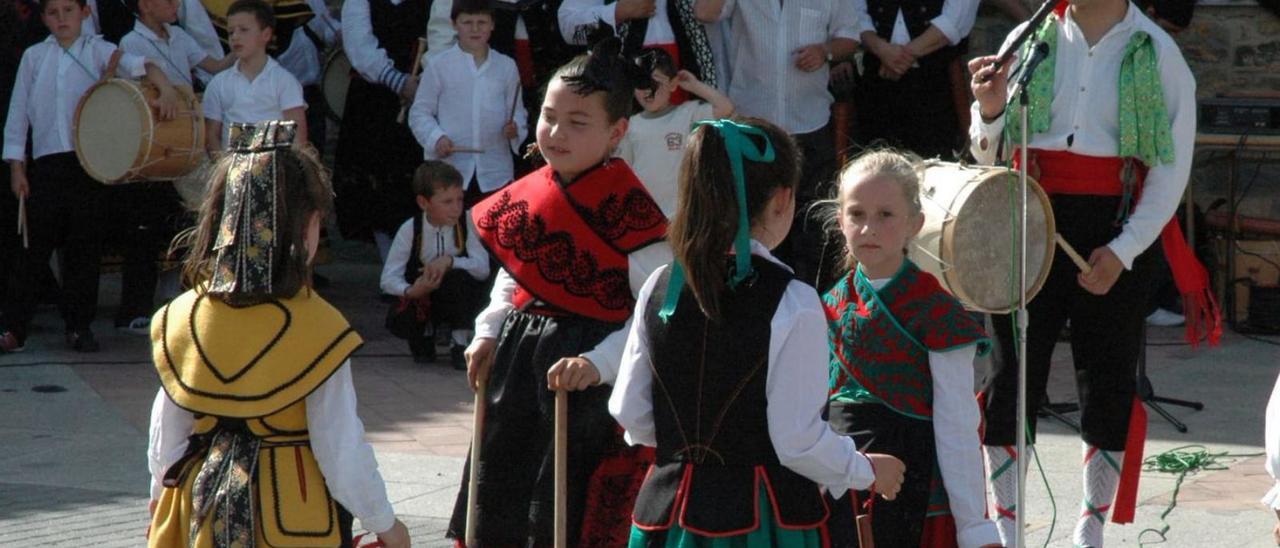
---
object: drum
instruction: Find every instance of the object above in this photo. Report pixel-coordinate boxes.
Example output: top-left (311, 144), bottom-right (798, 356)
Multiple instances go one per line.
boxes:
top-left (74, 79), bottom-right (204, 184)
top-left (321, 48), bottom-right (352, 123)
top-left (910, 161), bottom-right (1056, 313)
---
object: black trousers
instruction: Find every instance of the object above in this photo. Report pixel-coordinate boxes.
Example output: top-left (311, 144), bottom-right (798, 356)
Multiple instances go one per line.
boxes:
top-left (856, 58), bottom-right (961, 160)
top-left (2, 153), bottom-right (104, 337)
top-left (102, 181), bottom-right (182, 323)
top-left (982, 195), bottom-right (1159, 451)
top-left (303, 84), bottom-right (327, 150)
top-left (777, 122), bottom-right (839, 290)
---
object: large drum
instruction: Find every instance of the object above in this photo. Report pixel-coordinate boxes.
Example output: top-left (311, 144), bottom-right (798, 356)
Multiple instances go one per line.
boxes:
top-left (74, 79), bottom-right (204, 184)
top-left (321, 48), bottom-right (351, 123)
top-left (910, 161), bottom-right (1056, 313)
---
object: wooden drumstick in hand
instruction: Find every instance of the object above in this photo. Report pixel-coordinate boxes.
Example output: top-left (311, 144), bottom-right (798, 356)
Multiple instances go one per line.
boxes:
top-left (1055, 233), bottom-right (1092, 275)
top-left (396, 37), bottom-right (428, 125)
top-left (554, 389), bottom-right (567, 548)
top-left (18, 196), bottom-right (28, 249)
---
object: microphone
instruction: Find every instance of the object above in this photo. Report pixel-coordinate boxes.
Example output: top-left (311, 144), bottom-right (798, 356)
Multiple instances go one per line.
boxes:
top-left (979, 0), bottom-right (1060, 82)
top-left (1009, 41), bottom-right (1051, 101)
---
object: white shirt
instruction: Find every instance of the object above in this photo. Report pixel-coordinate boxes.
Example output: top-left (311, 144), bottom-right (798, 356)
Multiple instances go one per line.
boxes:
top-left (473, 240), bottom-right (674, 382)
top-left (709, 0), bottom-right (860, 134)
top-left (202, 57), bottom-right (306, 144)
top-left (855, 0), bottom-right (978, 46)
top-left (3, 35), bottom-right (150, 161)
top-left (864, 277), bottom-right (1000, 548)
top-left (558, 0), bottom-right (676, 46)
top-left (616, 100), bottom-right (715, 218)
top-left (120, 22), bottom-right (207, 86)
top-left (147, 362), bottom-right (398, 534)
top-left (379, 211), bottom-right (491, 297)
top-left (609, 240), bottom-right (876, 495)
top-left (968, 4), bottom-right (1195, 270)
top-left (409, 45), bottom-right (527, 192)
top-left (342, 0), bottom-right (455, 93)
top-left (1264, 371), bottom-right (1280, 510)
top-left (276, 0), bottom-right (341, 86)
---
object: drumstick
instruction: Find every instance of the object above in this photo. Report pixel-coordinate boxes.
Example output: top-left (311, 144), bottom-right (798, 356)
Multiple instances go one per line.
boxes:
top-left (396, 37), bottom-right (428, 125)
top-left (464, 370), bottom-right (489, 547)
top-left (1054, 233), bottom-right (1092, 275)
top-left (18, 195), bottom-right (28, 249)
top-left (508, 82), bottom-right (520, 121)
top-left (554, 389), bottom-right (568, 548)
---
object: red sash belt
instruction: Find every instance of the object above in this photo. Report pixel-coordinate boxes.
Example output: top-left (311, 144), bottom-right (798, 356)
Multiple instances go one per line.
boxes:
top-left (1018, 148), bottom-right (1220, 524)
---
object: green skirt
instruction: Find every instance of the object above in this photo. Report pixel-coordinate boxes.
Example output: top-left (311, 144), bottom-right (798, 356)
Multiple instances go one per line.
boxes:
top-left (627, 482), bottom-right (824, 548)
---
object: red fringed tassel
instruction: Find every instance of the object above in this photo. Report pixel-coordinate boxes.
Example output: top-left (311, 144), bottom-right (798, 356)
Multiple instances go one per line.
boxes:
top-left (1111, 397), bottom-right (1147, 524)
top-left (513, 39), bottom-right (534, 88)
top-left (1158, 218), bottom-right (1222, 347)
top-left (919, 514), bottom-right (959, 548)
top-left (577, 439), bottom-right (654, 547)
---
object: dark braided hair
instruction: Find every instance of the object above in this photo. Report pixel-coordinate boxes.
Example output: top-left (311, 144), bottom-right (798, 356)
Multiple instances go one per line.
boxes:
top-left (555, 26), bottom-right (654, 122)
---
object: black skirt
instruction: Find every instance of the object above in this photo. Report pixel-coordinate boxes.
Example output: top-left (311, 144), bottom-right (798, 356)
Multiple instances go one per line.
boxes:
top-left (825, 400), bottom-right (938, 548)
top-left (332, 77), bottom-right (424, 241)
top-left (446, 309), bottom-right (627, 546)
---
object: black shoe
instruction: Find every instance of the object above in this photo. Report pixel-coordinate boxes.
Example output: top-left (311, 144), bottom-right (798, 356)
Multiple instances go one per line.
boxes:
top-left (408, 336), bottom-right (436, 363)
top-left (450, 344), bottom-right (467, 371)
top-left (66, 330), bottom-right (100, 353)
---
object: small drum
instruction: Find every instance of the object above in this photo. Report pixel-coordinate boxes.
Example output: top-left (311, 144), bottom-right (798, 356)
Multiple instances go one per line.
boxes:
top-left (74, 79), bottom-right (204, 184)
top-left (321, 48), bottom-right (352, 123)
top-left (910, 162), bottom-right (1057, 313)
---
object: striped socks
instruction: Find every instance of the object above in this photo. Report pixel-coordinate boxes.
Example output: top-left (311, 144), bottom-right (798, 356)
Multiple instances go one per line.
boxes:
top-left (1073, 442), bottom-right (1123, 547)
top-left (986, 444), bottom-right (1026, 548)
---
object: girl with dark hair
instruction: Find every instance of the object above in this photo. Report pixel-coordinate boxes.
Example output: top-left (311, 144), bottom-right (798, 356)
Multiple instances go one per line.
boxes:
top-left (447, 36), bottom-right (672, 547)
top-left (611, 118), bottom-right (905, 547)
top-left (145, 121), bottom-right (410, 548)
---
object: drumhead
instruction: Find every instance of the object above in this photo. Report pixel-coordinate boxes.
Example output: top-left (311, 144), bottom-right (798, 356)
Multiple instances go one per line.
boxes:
top-left (912, 163), bottom-right (1056, 313)
top-left (322, 49), bottom-right (351, 122)
top-left (75, 80), bottom-right (148, 183)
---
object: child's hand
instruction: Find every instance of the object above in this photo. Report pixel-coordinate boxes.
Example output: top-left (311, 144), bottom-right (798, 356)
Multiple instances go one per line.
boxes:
top-left (865, 453), bottom-right (905, 500)
top-left (874, 42), bottom-right (916, 77)
top-left (399, 74), bottom-right (419, 103)
top-left (547, 357), bottom-right (600, 391)
top-left (10, 168), bottom-right (29, 199)
top-left (466, 337), bottom-right (498, 391)
top-left (673, 69), bottom-right (702, 91)
top-left (376, 519), bottom-right (411, 548)
top-left (792, 44), bottom-right (828, 72)
top-left (405, 267), bottom-right (443, 298)
top-left (435, 136), bottom-right (454, 158)
top-left (503, 120), bottom-right (518, 140)
top-left (425, 255), bottom-right (452, 278)
top-left (152, 85), bottom-right (180, 121)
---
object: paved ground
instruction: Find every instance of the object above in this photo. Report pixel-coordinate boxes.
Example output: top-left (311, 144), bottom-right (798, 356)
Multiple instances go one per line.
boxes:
top-left (1, 238), bottom-right (1278, 547)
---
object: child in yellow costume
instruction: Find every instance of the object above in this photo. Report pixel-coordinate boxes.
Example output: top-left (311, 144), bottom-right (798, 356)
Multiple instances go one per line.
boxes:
top-left (145, 120), bottom-right (411, 548)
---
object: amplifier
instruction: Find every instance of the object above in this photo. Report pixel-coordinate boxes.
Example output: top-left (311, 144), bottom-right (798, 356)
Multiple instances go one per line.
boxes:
top-left (1199, 97), bottom-right (1280, 135)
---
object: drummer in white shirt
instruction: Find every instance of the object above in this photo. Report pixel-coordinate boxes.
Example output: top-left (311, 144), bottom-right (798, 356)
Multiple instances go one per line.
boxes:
top-left (408, 0), bottom-right (526, 208)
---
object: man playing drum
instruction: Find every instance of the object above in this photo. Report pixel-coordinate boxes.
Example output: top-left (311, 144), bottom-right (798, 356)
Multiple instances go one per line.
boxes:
top-left (968, 0), bottom-right (1214, 545)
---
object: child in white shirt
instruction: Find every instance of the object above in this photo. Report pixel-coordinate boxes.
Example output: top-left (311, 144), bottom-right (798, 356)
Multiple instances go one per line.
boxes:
top-left (615, 47), bottom-right (732, 218)
top-left (408, 0), bottom-right (526, 207)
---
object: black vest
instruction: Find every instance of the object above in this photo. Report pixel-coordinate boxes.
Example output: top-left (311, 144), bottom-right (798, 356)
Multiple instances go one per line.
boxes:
top-left (369, 0), bottom-right (431, 73)
top-left (864, 0), bottom-right (964, 69)
top-left (400, 214), bottom-right (469, 285)
top-left (490, 0), bottom-right (582, 91)
top-left (632, 257), bottom-right (828, 534)
top-left (95, 0), bottom-right (135, 44)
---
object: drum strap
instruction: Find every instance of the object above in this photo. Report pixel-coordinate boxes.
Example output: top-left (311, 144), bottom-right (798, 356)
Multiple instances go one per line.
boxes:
top-left (61, 40), bottom-right (100, 81)
top-left (147, 37), bottom-right (196, 86)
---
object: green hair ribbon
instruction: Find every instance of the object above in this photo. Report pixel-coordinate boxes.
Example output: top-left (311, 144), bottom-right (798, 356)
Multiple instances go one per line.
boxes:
top-left (658, 119), bottom-right (775, 322)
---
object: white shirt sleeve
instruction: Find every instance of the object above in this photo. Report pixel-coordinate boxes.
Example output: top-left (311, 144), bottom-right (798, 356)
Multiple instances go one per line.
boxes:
top-left (179, 0), bottom-right (225, 60)
top-left (580, 240), bottom-right (673, 385)
top-left (380, 217), bottom-right (416, 297)
top-left (94, 39), bottom-right (150, 78)
top-left (608, 266), bottom-right (666, 448)
top-left (147, 389), bottom-right (195, 502)
top-left (306, 362), bottom-right (398, 535)
top-left (1105, 39), bottom-right (1196, 269)
top-left (966, 23), bottom-right (1027, 165)
top-left (342, 0), bottom-right (409, 92)
top-left (558, 0), bottom-right (619, 45)
top-left (474, 268), bottom-right (517, 339)
top-left (1264, 372), bottom-right (1280, 509)
top-left (427, 0), bottom-right (456, 53)
top-left (929, 0), bottom-right (979, 45)
top-left (452, 212), bottom-right (491, 280)
top-left (2, 48), bottom-right (35, 161)
top-left (928, 347), bottom-right (1001, 548)
top-left (828, 0), bottom-right (862, 41)
top-left (767, 281), bottom-right (876, 494)
top-left (305, 0), bottom-right (341, 45)
top-left (408, 52), bottom-right (447, 152)
top-left (278, 71), bottom-right (307, 110)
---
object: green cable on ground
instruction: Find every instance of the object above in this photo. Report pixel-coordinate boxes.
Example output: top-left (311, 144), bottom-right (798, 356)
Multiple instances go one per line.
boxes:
top-left (1137, 445), bottom-right (1265, 546)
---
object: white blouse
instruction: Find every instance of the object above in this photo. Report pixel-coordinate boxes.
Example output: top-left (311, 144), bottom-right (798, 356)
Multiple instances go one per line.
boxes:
top-left (609, 240), bottom-right (876, 496)
top-left (1264, 371), bottom-right (1280, 510)
top-left (968, 3), bottom-right (1196, 270)
top-left (147, 362), bottom-right (398, 535)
